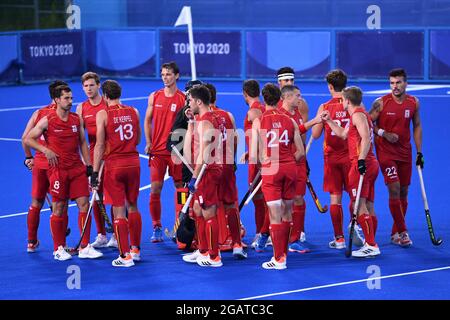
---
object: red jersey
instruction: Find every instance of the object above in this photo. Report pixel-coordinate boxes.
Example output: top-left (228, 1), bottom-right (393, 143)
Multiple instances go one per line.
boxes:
top-left (80, 98), bottom-right (107, 155)
top-left (44, 112), bottom-right (83, 169)
top-left (34, 103), bottom-right (56, 169)
top-left (244, 101), bottom-right (265, 151)
top-left (150, 89), bottom-right (185, 156)
top-left (194, 111), bottom-right (222, 170)
top-left (375, 94), bottom-right (417, 161)
top-left (347, 108), bottom-right (377, 163)
top-left (212, 107), bottom-right (235, 165)
top-left (278, 107), bottom-right (306, 165)
top-left (260, 109), bottom-right (296, 166)
top-left (104, 104), bottom-right (140, 168)
top-left (322, 97), bottom-right (350, 163)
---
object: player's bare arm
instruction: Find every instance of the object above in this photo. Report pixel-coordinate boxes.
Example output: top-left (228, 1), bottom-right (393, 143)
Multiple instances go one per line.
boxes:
top-left (353, 112), bottom-right (371, 160)
top-left (75, 103), bottom-right (83, 117)
top-left (93, 109), bottom-right (107, 172)
top-left (25, 116), bottom-right (58, 167)
top-left (413, 97), bottom-right (422, 153)
top-left (183, 119), bottom-right (194, 167)
top-left (78, 115), bottom-right (91, 166)
top-left (369, 98), bottom-right (383, 122)
top-left (228, 111), bottom-right (238, 159)
top-left (134, 107), bottom-right (142, 145)
top-left (322, 110), bottom-right (348, 139)
top-left (310, 104), bottom-right (325, 139)
top-left (21, 109), bottom-right (39, 167)
top-left (298, 97), bottom-right (309, 122)
top-left (144, 92), bottom-right (155, 154)
top-left (249, 117), bottom-right (261, 165)
top-left (292, 119), bottom-right (305, 162)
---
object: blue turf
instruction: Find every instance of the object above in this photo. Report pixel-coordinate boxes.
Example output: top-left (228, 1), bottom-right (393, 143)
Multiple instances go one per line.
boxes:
top-left (0, 80), bottom-right (449, 300)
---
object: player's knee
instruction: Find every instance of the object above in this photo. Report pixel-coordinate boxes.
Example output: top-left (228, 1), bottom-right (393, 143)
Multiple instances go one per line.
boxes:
top-left (151, 182), bottom-right (163, 194)
top-left (293, 196), bottom-right (304, 206)
top-left (387, 182), bottom-right (401, 198)
top-left (31, 198), bottom-right (44, 209)
top-left (400, 186), bottom-right (409, 198)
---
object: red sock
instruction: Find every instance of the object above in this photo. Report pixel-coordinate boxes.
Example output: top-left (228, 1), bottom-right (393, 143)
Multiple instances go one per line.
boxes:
top-left (371, 215), bottom-right (378, 237)
top-left (225, 207), bottom-right (241, 245)
top-left (195, 215), bottom-right (208, 253)
top-left (128, 211), bottom-right (142, 248)
top-left (62, 207), bottom-right (68, 246)
top-left (330, 204), bottom-right (344, 238)
top-left (298, 202), bottom-right (306, 234)
top-left (357, 214), bottom-right (376, 246)
top-left (78, 212), bottom-right (91, 248)
top-left (150, 193), bottom-right (161, 227)
top-left (92, 202), bottom-right (106, 235)
top-left (260, 206), bottom-right (270, 234)
top-left (205, 216), bottom-right (219, 259)
top-left (389, 199), bottom-right (406, 234)
top-left (393, 198), bottom-right (409, 234)
top-left (290, 204), bottom-right (302, 242)
top-left (114, 218), bottom-right (130, 257)
top-left (27, 206), bottom-right (40, 242)
top-left (281, 221), bottom-right (293, 256)
top-left (253, 197), bottom-right (265, 233)
top-left (50, 215), bottom-right (65, 251)
top-left (269, 223), bottom-right (287, 261)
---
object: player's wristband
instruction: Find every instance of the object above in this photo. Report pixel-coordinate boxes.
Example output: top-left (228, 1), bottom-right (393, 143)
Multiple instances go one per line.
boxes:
top-left (299, 124), bottom-right (307, 135)
top-left (377, 129), bottom-right (385, 137)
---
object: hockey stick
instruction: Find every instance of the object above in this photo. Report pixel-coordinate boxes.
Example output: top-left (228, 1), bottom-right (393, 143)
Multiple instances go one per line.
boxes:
top-left (417, 166), bottom-right (443, 246)
top-left (94, 192), bottom-right (114, 234)
top-left (239, 170), bottom-right (261, 211)
top-left (244, 180), bottom-right (262, 206)
top-left (165, 163), bottom-right (208, 239)
top-left (345, 174), bottom-right (364, 258)
top-left (305, 135), bottom-right (313, 155)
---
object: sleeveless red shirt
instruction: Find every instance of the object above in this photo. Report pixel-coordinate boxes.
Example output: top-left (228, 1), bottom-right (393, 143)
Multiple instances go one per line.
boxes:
top-left (322, 97), bottom-right (350, 163)
top-left (80, 98), bottom-right (107, 155)
top-left (347, 108), bottom-right (376, 163)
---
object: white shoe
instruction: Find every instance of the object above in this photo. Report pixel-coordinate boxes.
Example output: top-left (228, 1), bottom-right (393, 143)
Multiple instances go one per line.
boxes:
top-left (329, 238), bottom-right (346, 249)
top-left (196, 254), bottom-right (223, 267)
top-left (266, 236), bottom-right (273, 247)
top-left (251, 233), bottom-right (261, 249)
top-left (107, 234), bottom-right (118, 248)
top-left (182, 250), bottom-right (207, 263)
top-left (300, 232), bottom-right (306, 243)
top-left (78, 244), bottom-right (104, 259)
top-left (112, 253), bottom-right (134, 267)
top-left (91, 234), bottom-right (108, 248)
top-left (262, 256), bottom-right (287, 270)
top-left (391, 232), bottom-right (401, 246)
top-left (399, 231), bottom-right (413, 247)
top-left (348, 223), bottom-right (365, 246)
top-left (352, 243), bottom-right (381, 258)
top-left (54, 245), bottom-right (72, 261)
top-left (232, 244), bottom-right (248, 259)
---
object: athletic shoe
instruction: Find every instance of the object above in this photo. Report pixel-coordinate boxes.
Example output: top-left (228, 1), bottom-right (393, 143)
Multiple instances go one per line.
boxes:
top-left (27, 240), bottom-right (39, 253)
top-left (107, 234), bottom-right (118, 248)
top-left (112, 253), bottom-right (134, 267)
top-left (78, 244), bottom-right (104, 259)
top-left (251, 233), bottom-right (261, 249)
top-left (196, 254), bottom-right (223, 267)
top-left (150, 226), bottom-right (163, 243)
top-left (399, 231), bottom-right (413, 247)
top-left (266, 235), bottom-right (273, 246)
top-left (91, 234), bottom-right (108, 248)
top-left (255, 233), bottom-right (269, 252)
top-left (130, 247), bottom-right (141, 261)
top-left (262, 256), bottom-right (287, 270)
top-left (300, 231), bottom-right (306, 243)
top-left (182, 249), bottom-right (207, 263)
top-left (351, 243), bottom-right (381, 258)
top-left (288, 240), bottom-right (310, 253)
top-left (64, 246), bottom-right (78, 256)
top-left (348, 223), bottom-right (365, 246)
top-left (391, 232), bottom-right (401, 246)
top-left (329, 237), bottom-right (346, 250)
top-left (232, 244), bottom-right (248, 259)
top-left (54, 245), bottom-right (72, 261)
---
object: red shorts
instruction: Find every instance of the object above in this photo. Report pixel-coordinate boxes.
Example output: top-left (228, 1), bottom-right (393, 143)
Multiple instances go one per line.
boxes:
top-left (31, 167), bottom-right (49, 200)
top-left (218, 164), bottom-right (238, 204)
top-left (348, 160), bottom-right (379, 203)
top-left (47, 165), bottom-right (89, 202)
top-left (378, 157), bottom-right (412, 186)
top-left (194, 165), bottom-right (222, 209)
top-left (261, 163), bottom-right (297, 202)
top-left (149, 154), bottom-right (182, 183)
top-left (323, 159), bottom-right (351, 195)
top-left (103, 165), bottom-right (140, 207)
top-left (295, 162), bottom-right (306, 196)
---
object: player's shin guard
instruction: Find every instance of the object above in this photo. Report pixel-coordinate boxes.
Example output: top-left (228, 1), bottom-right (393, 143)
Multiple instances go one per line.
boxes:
top-left (78, 212), bottom-right (91, 248)
top-left (93, 202), bottom-right (106, 235)
top-left (330, 204), bottom-right (344, 238)
top-left (269, 223), bottom-right (287, 261)
top-left (290, 204), bottom-right (303, 243)
top-left (371, 215), bottom-right (378, 237)
top-left (298, 203), bottom-right (306, 234)
top-left (393, 198), bottom-right (409, 235)
top-left (389, 199), bottom-right (407, 234)
top-left (281, 221), bottom-right (293, 256)
top-left (150, 193), bottom-right (161, 227)
top-left (50, 215), bottom-right (65, 251)
top-left (27, 206), bottom-right (40, 242)
top-left (225, 207), bottom-right (241, 246)
top-left (195, 215), bottom-right (208, 254)
top-left (128, 211), bottom-right (142, 248)
top-left (114, 218), bottom-right (130, 257)
top-left (253, 197), bottom-right (266, 234)
top-left (357, 214), bottom-right (376, 246)
top-left (205, 216), bottom-right (219, 259)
